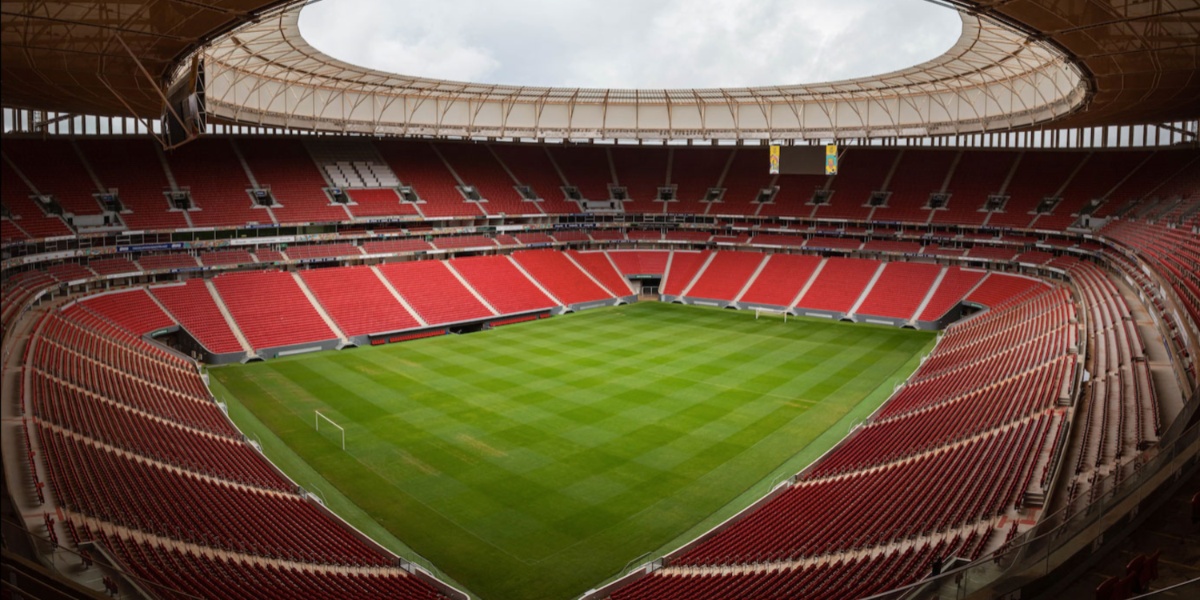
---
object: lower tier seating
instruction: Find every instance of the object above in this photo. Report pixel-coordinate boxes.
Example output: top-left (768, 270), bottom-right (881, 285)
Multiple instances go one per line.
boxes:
top-left (301, 266), bottom-right (421, 337)
top-left (448, 255), bottom-right (557, 314)
top-left (151, 281), bottom-right (245, 354)
top-left (212, 271), bottom-right (337, 350)
top-left (511, 250), bottom-right (612, 305)
top-left (377, 260), bottom-right (494, 325)
top-left (661, 251), bottom-right (711, 296)
top-left (738, 254), bottom-right (823, 307)
top-left (795, 258), bottom-right (880, 313)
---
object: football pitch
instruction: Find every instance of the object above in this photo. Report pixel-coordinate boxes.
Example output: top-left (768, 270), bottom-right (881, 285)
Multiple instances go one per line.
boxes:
top-left (211, 302), bottom-right (936, 600)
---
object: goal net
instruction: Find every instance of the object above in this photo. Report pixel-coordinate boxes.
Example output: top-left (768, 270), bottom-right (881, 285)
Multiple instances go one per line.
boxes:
top-left (315, 410), bottom-right (345, 450)
top-left (754, 307), bottom-right (790, 323)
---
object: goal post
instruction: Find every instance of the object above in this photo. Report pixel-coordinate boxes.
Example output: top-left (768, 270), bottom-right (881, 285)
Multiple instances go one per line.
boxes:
top-left (314, 410), bottom-right (345, 450)
top-left (754, 307), bottom-right (790, 323)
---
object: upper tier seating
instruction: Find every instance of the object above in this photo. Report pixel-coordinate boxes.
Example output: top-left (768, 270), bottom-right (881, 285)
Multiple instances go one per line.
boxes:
top-left (610, 146), bottom-right (669, 210)
top-left (438, 143), bottom-right (538, 216)
top-left (165, 139), bottom-right (267, 228)
top-left (1097, 151), bottom-right (1198, 218)
top-left (301, 266), bottom-right (421, 337)
top-left (7, 143), bottom-right (1194, 245)
top-left (238, 138), bottom-right (351, 224)
top-left (489, 144), bottom-right (580, 214)
top-left (78, 139), bottom-right (189, 230)
top-left (212, 271), bottom-right (337, 350)
top-left (4, 139), bottom-right (103, 217)
top-left (712, 148), bottom-right (772, 216)
top-left (547, 146), bottom-right (612, 201)
top-left (759, 172), bottom-right (829, 218)
top-left (988, 152), bottom-right (1084, 229)
top-left (346, 188), bottom-right (421, 218)
top-left (870, 149), bottom-right (957, 224)
top-left (1, 159), bottom-right (74, 239)
top-left (815, 149), bottom-right (897, 221)
top-left (669, 147), bottom-right (731, 216)
top-left (935, 151), bottom-right (1016, 226)
top-left (1036, 151), bottom-right (1147, 230)
top-left (1, 217), bottom-right (30, 243)
top-left (377, 141), bottom-right (484, 218)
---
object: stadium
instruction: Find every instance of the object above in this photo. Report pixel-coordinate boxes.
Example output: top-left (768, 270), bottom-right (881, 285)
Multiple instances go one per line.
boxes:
top-left (1, 0), bottom-right (1198, 598)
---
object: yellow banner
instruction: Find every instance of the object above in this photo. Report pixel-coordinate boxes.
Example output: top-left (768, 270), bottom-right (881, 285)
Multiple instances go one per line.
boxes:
top-left (769, 145), bottom-right (780, 175)
top-left (825, 144), bottom-right (838, 175)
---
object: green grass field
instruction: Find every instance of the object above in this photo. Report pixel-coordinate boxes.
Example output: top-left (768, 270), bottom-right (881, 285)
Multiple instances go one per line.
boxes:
top-left (211, 303), bottom-right (935, 600)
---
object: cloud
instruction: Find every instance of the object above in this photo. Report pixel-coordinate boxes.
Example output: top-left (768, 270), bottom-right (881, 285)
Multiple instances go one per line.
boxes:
top-left (298, 0), bottom-right (961, 88)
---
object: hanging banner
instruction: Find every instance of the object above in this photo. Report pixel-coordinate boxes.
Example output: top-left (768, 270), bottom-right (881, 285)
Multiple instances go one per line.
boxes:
top-left (769, 145), bottom-right (780, 175)
top-left (825, 144), bottom-right (838, 175)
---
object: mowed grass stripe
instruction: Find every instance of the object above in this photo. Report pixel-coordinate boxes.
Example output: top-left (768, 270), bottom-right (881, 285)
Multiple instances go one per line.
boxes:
top-left (214, 303), bottom-right (934, 600)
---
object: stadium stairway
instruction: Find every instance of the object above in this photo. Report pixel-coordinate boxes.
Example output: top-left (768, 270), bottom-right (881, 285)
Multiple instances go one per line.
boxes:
top-left (846, 262), bottom-right (887, 318)
top-left (442, 263), bottom-right (502, 316)
top-left (789, 257), bottom-right (829, 311)
top-left (909, 267), bottom-right (950, 323)
top-left (504, 255), bottom-right (564, 306)
top-left (291, 271), bottom-right (350, 347)
top-left (562, 252), bottom-right (626, 298)
top-left (731, 254), bottom-right (773, 305)
top-left (675, 252), bottom-right (718, 297)
top-left (370, 266), bottom-right (430, 328)
top-left (204, 279), bottom-right (256, 358)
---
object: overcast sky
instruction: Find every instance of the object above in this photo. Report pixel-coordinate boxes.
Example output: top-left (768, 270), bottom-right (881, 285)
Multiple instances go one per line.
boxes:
top-left (299, 0), bottom-right (961, 89)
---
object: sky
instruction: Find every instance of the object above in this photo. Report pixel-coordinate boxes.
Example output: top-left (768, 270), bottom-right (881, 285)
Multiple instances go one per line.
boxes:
top-left (298, 0), bottom-right (962, 89)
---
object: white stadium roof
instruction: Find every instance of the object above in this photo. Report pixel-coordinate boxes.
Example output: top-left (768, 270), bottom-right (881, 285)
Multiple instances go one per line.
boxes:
top-left (4, 1), bottom-right (1197, 140)
top-left (202, 2), bottom-right (1086, 140)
